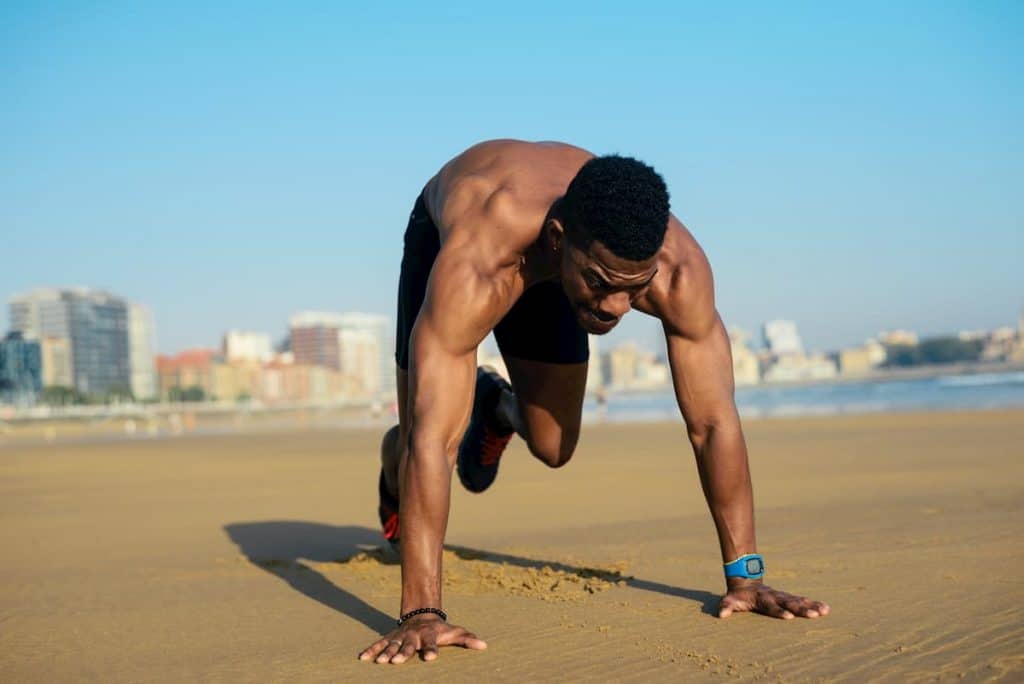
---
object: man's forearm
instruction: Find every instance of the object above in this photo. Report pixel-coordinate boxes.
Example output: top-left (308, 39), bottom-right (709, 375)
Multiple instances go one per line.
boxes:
top-left (693, 422), bottom-right (757, 565)
top-left (399, 439), bottom-right (454, 613)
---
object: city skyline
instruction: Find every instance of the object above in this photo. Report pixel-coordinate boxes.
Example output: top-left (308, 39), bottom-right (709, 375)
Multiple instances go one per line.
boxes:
top-left (3, 4), bottom-right (1021, 355)
top-left (8, 283), bottom-right (1021, 360)
top-left (4, 284), bottom-right (1022, 407)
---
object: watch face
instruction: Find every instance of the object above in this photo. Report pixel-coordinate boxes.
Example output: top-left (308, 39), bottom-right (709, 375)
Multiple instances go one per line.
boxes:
top-left (745, 558), bottom-right (764, 575)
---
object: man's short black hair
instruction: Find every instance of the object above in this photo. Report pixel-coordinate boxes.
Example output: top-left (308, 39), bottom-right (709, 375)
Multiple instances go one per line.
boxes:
top-left (562, 155), bottom-right (670, 261)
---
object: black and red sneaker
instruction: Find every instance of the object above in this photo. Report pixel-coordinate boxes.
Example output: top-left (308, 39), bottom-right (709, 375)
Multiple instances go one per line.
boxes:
top-left (377, 469), bottom-right (400, 549)
top-left (457, 366), bottom-right (515, 493)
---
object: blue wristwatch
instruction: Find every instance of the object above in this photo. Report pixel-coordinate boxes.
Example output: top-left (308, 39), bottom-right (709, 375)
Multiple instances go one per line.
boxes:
top-left (724, 554), bottom-right (765, 580)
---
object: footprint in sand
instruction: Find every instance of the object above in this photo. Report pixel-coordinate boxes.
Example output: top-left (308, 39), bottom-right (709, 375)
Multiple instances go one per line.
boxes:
top-left (332, 547), bottom-right (632, 602)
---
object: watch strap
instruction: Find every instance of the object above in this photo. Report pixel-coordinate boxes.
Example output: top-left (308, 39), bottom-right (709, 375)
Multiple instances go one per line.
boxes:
top-left (724, 553), bottom-right (765, 579)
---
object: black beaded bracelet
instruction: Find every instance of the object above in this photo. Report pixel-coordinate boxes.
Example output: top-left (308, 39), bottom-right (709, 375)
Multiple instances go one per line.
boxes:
top-left (397, 607), bottom-right (447, 626)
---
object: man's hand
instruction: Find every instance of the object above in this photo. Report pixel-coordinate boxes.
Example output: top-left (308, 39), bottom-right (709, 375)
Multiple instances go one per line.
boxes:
top-left (718, 580), bottom-right (830, 620)
top-left (358, 615), bottom-right (487, 665)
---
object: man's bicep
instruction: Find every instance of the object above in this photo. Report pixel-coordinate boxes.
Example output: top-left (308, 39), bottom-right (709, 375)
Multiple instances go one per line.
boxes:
top-left (407, 251), bottom-right (505, 455)
top-left (415, 247), bottom-right (504, 356)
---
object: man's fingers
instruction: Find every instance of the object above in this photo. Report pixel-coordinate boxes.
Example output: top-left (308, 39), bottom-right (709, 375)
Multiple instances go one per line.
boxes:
top-left (440, 628), bottom-right (487, 650)
top-left (361, 624), bottom-right (487, 664)
top-left (359, 637), bottom-right (390, 661)
top-left (781, 596), bottom-right (816, 618)
top-left (779, 593), bottom-right (830, 618)
top-left (375, 640), bottom-right (403, 664)
top-left (459, 633), bottom-right (488, 650)
top-left (421, 633), bottom-right (440, 662)
top-left (390, 640), bottom-right (418, 665)
top-left (717, 587), bottom-right (830, 621)
top-left (757, 596), bottom-right (794, 620)
top-left (718, 594), bottom-right (753, 619)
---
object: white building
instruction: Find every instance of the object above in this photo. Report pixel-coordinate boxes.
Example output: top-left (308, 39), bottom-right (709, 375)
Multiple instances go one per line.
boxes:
top-left (728, 327), bottom-right (760, 386)
top-left (762, 320), bottom-right (804, 356)
top-left (957, 330), bottom-right (988, 342)
top-left (128, 303), bottom-right (157, 400)
top-left (337, 312), bottom-right (392, 397)
top-left (763, 353), bottom-right (838, 383)
top-left (605, 342), bottom-right (670, 390)
top-left (223, 330), bottom-right (272, 363)
top-left (339, 327), bottom-right (380, 397)
top-left (864, 339), bottom-right (887, 366)
top-left (878, 330), bottom-right (919, 346)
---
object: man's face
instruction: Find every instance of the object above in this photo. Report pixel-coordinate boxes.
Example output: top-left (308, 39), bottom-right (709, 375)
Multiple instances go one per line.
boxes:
top-left (560, 240), bottom-right (659, 334)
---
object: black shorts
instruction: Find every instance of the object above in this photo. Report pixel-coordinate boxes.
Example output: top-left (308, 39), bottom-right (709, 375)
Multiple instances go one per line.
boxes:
top-left (395, 193), bottom-right (589, 371)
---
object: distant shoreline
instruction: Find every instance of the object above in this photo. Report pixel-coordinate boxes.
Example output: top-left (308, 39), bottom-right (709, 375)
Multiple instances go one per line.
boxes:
top-left (4, 402), bottom-right (1024, 450)
top-left (3, 362), bottom-right (1023, 447)
top-left (607, 359), bottom-right (1024, 395)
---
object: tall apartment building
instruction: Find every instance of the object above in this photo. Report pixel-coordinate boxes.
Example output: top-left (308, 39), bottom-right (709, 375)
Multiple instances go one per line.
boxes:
top-left (0, 332), bottom-right (42, 404)
top-left (129, 303), bottom-right (157, 400)
top-left (40, 336), bottom-right (73, 387)
top-left (9, 288), bottom-right (133, 395)
top-left (339, 327), bottom-right (380, 397)
top-left (289, 312), bottom-right (343, 370)
top-left (288, 311), bottom-right (392, 397)
top-left (336, 313), bottom-right (392, 396)
top-left (9, 289), bottom-right (71, 342)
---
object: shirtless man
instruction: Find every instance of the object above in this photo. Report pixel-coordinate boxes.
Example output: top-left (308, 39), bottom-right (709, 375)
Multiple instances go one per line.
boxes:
top-left (359, 140), bottom-right (830, 665)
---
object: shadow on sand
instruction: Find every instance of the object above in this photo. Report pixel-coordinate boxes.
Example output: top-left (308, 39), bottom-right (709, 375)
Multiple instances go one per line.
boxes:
top-left (224, 521), bottom-right (720, 634)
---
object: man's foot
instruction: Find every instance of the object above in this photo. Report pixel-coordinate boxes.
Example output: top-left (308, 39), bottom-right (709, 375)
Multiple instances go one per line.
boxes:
top-left (377, 469), bottom-right (400, 549)
top-left (457, 366), bottom-right (515, 493)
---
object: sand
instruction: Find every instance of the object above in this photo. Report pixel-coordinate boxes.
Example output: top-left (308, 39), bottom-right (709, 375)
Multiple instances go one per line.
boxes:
top-left (1, 409), bottom-right (1022, 682)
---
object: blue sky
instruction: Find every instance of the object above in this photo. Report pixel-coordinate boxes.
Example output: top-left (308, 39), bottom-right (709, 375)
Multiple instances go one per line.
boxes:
top-left (2, 1), bottom-right (1021, 355)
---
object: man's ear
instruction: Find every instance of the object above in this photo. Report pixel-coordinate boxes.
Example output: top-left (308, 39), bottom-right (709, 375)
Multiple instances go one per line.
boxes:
top-left (545, 219), bottom-right (565, 254)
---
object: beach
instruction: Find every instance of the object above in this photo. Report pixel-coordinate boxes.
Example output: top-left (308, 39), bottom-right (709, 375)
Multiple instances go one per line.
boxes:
top-left (1, 409), bottom-right (1022, 682)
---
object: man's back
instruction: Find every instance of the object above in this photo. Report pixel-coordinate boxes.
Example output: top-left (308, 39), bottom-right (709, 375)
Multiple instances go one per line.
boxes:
top-left (422, 139), bottom-right (594, 256)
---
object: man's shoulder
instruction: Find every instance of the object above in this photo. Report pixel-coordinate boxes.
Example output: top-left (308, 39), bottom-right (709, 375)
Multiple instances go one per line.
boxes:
top-left (432, 139), bottom-right (590, 218)
top-left (435, 179), bottom-right (553, 257)
top-left (440, 182), bottom-right (536, 245)
top-left (644, 218), bottom-right (717, 339)
top-left (459, 138), bottom-right (590, 160)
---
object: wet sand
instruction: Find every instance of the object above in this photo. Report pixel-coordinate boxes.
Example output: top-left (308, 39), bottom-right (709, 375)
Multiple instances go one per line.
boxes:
top-left (1, 410), bottom-right (1022, 682)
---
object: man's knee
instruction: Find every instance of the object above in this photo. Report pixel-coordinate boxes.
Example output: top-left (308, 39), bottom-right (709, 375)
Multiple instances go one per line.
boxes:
top-left (527, 428), bottom-right (579, 468)
top-left (380, 425), bottom-right (405, 496)
top-left (381, 424), bottom-right (402, 458)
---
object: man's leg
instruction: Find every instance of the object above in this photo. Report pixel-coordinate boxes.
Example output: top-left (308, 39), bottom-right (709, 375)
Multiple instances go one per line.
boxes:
top-left (484, 280), bottom-right (590, 474)
top-left (380, 368), bottom-right (409, 500)
top-left (376, 367), bottom-right (408, 547)
top-left (499, 357), bottom-right (587, 468)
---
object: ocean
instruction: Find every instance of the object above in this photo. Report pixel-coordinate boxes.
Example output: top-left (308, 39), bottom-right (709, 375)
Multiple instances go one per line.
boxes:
top-left (585, 371), bottom-right (1024, 423)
